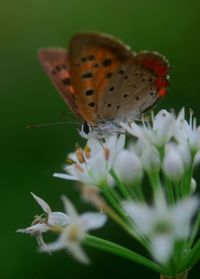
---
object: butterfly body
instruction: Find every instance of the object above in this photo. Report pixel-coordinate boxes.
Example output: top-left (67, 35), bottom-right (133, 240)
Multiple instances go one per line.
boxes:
top-left (38, 32), bottom-right (170, 138)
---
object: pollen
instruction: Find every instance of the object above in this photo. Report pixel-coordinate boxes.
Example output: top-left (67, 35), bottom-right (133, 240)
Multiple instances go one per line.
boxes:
top-left (65, 158), bottom-right (76, 165)
top-left (84, 145), bottom-right (91, 159)
top-left (76, 148), bottom-right (85, 164)
top-left (68, 225), bottom-right (80, 241)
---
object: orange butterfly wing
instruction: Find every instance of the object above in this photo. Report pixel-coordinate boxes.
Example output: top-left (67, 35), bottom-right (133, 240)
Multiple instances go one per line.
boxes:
top-left (38, 48), bottom-right (82, 119)
top-left (68, 32), bottom-right (133, 124)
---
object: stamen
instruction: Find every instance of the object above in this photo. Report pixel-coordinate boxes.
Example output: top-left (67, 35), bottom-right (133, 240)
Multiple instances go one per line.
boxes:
top-left (84, 145), bottom-right (91, 159)
top-left (189, 108), bottom-right (194, 128)
top-left (193, 117), bottom-right (196, 130)
top-left (141, 114), bottom-right (146, 128)
top-left (104, 147), bottom-right (110, 161)
top-left (76, 148), bottom-right (85, 164)
top-left (65, 158), bottom-right (76, 165)
top-left (68, 225), bottom-right (79, 241)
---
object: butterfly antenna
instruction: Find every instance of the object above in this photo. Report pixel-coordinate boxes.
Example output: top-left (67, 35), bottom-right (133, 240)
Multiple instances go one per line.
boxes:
top-left (27, 121), bottom-right (81, 129)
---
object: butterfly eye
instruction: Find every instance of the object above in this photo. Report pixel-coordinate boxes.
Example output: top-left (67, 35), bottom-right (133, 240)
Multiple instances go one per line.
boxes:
top-left (81, 122), bottom-right (92, 135)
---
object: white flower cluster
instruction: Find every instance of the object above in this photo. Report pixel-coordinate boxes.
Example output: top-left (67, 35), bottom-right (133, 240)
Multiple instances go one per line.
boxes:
top-left (18, 108), bottom-right (200, 270)
top-left (55, 109), bottom-right (200, 188)
top-left (53, 108), bottom-right (200, 264)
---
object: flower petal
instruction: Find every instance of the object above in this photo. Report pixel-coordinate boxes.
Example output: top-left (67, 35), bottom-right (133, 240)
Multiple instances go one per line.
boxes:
top-left (172, 197), bottom-right (199, 238)
top-left (40, 238), bottom-right (65, 252)
top-left (122, 202), bottom-right (153, 234)
top-left (17, 223), bottom-right (49, 234)
top-left (53, 173), bottom-right (79, 181)
top-left (36, 234), bottom-right (51, 254)
top-left (150, 234), bottom-right (174, 263)
top-left (61, 196), bottom-right (78, 219)
top-left (48, 212), bottom-right (70, 227)
top-left (67, 242), bottom-right (90, 264)
top-left (31, 193), bottom-right (51, 214)
top-left (79, 213), bottom-right (107, 231)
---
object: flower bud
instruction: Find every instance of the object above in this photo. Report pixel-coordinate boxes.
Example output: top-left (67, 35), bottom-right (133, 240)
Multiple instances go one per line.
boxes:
top-left (188, 128), bottom-right (200, 152)
top-left (153, 110), bottom-right (174, 146)
top-left (162, 144), bottom-right (184, 183)
top-left (177, 143), bottom-right (191, 169)
top-left (114, 150), bottom-right (143, 185)
top-left (190, 178), bottom-right (197, 194)
top-left (142, 146), bottom-right (161, 174)
top-left (194, 150), bottom-right (200, 166)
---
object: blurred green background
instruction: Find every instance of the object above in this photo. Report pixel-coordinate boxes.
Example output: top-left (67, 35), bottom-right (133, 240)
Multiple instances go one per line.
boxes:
top-left (1, 0), bottom-right (200, 278)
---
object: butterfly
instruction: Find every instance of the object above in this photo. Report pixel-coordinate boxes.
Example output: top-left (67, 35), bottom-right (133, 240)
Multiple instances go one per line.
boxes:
top-left (38, 32), bottom-right (170, 138)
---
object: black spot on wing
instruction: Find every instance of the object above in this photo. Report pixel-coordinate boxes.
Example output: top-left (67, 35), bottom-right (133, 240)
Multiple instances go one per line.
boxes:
top-left (88, 102), bottom-right (95, 108)
top-left (81, 72), bottom-right (93, 79)
top-left (62, 78), bottom-right (71, 85)
top-left (103, 58), bottom-right (112, 66)
top-left (85, 89), bottom-right (95, 96)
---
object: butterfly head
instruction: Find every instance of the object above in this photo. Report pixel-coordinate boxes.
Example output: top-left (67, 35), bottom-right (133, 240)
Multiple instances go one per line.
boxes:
top-left (78, 121), bottom-right (125, 139)
top-left (79, 122), bottom-right (93, 138)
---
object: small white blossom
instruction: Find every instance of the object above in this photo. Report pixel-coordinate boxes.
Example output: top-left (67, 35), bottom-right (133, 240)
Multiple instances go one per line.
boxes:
top-left (17, 193), bottom-right (70, 235)
top-left (41, 196), bottom-right (107, 264)
top-left (17, 193), bottom-right (70, 251)
top-left (123, 194), bottom-right (199, 263)
top-left (121, 110), bottom-right (174, 147)
top-left (174, 108), bottom-right (200, 152)
top-left (54, 134), bottom-right (125, 186)
top-left (113, 149), bottom-right (143, 185)
top-left (176, 143), bottom-right (191, 169)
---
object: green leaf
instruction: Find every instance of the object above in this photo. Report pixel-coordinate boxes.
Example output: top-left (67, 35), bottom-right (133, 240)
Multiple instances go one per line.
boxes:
top-left (84, 234), bottom-right (162, 273)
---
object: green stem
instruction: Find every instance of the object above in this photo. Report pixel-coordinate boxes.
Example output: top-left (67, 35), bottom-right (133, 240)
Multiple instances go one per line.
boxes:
top-left (187, 212), bottom-right (200, 248)
top-left (181, 169), bottom-right (192, 197)
top-left (101, 182), bottom-right (129, 222)
top-left (110, 170), bottom-right (130, 199)
top-left (181, 152), bottom-right (195, 197)
top-left (165, 177), bottom-right (175, 204)
top-left (133, 183), bottom-right (145, 202)
top-left (84, 234), bottom-right (162, 273)
top-left (149, 173), bottom-right (165, 203)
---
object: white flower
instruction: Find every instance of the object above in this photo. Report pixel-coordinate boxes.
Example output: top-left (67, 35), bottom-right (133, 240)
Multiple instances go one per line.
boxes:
top-left (142, 146), bottom-right (161, 174)
top-left (121, 110), bottom-right (174, 147)
top-left (40, 196), bottom-right (107, 264)
top-left (162, 144), bottom-right (185, 183)
top-left (113, 149), bottom-right (143, 185)
top-left (17, 193), bottom-right (70, 235)
top-left (174, 108), bottom-right (200, 152)
top-left (17, 193), bottom-right (70, 251)
top-left (122, 194), bottom-right (199, 263)
top-left (54, 134), bottom-right (125, 186)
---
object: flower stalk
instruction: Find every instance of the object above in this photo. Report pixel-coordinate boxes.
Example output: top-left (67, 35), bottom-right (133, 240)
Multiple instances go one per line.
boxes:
top-left (160, 270), bottom-right (189, 279)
